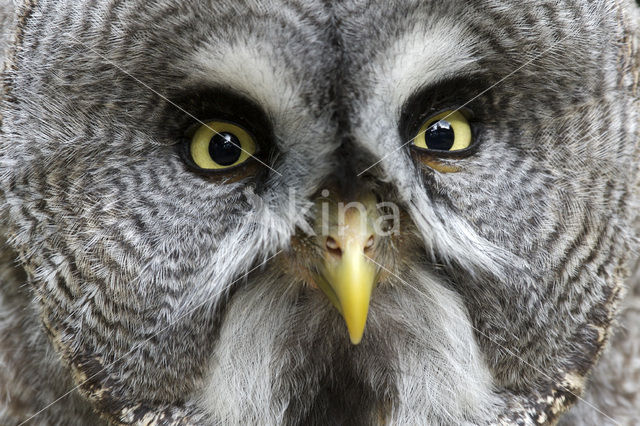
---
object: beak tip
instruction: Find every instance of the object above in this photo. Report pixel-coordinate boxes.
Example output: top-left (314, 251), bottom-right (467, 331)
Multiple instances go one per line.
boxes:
top-left (349, 334), bottom-right (363, 345)
top-left (345, 318), bottom-right (367, 345)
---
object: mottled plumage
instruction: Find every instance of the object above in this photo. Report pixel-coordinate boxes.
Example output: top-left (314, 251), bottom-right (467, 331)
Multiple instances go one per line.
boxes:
top-left (0, 0), bottom-right (639, 425)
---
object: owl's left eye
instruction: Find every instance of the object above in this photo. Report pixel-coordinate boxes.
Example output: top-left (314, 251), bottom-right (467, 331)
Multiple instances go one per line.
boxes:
top-left (185, 120), bottom-right (257, 171)
top-left (412, 110), bottom-right (472, 152)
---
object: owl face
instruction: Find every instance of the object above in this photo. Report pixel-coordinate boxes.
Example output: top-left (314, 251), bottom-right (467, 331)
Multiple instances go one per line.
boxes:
top-left (1, 0), bottom-right (638, 424)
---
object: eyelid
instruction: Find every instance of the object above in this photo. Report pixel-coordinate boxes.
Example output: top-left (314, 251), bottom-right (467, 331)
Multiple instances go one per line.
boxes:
top-left (184, 121), bottom-right (202, 138)
top-left (415, 106), bottom-right (474, 128)
top-left (184, 119), bottom-right (252, 137)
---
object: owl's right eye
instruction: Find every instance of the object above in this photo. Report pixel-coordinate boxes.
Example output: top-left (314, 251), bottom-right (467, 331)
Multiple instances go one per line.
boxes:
top-left (412, 110), bottom-right (473, 152)
top-left (184, 120), bottom-right (258, 172)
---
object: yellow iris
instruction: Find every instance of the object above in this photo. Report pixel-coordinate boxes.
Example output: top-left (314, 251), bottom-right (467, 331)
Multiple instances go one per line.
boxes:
top-left (189, 121), bottom-right (257, 170)
top-left (413, 110), bottom-right (472, 152)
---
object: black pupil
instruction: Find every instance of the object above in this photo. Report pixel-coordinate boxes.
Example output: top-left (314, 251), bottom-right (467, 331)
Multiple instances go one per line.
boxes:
top-left (209, 132), bottom-right (242, 166)
top-left (425, 120), bottom-right (455, 150)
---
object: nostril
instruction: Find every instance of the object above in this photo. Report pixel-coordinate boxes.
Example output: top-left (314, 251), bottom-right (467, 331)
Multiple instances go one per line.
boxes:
top-left (326, 237), bottom-right (339, 250)
top-left (364, 235), bottom-right (375, 252)
top-left (326, 237), bottom-right (342, 257)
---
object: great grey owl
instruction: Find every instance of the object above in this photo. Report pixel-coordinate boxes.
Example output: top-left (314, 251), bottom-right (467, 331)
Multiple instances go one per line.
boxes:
top-left (0, 0), bottom-right (639, 425)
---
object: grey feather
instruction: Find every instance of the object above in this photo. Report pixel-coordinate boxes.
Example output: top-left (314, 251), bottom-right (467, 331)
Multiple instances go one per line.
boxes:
top-left (0, 1), bottom-right (639, 425)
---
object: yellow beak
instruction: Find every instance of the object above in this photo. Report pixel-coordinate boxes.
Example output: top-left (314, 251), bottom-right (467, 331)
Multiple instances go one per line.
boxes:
top-left (313, 194), bottom-right (379, 345)
top-left (317, 241), bottom-right (376, 344)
